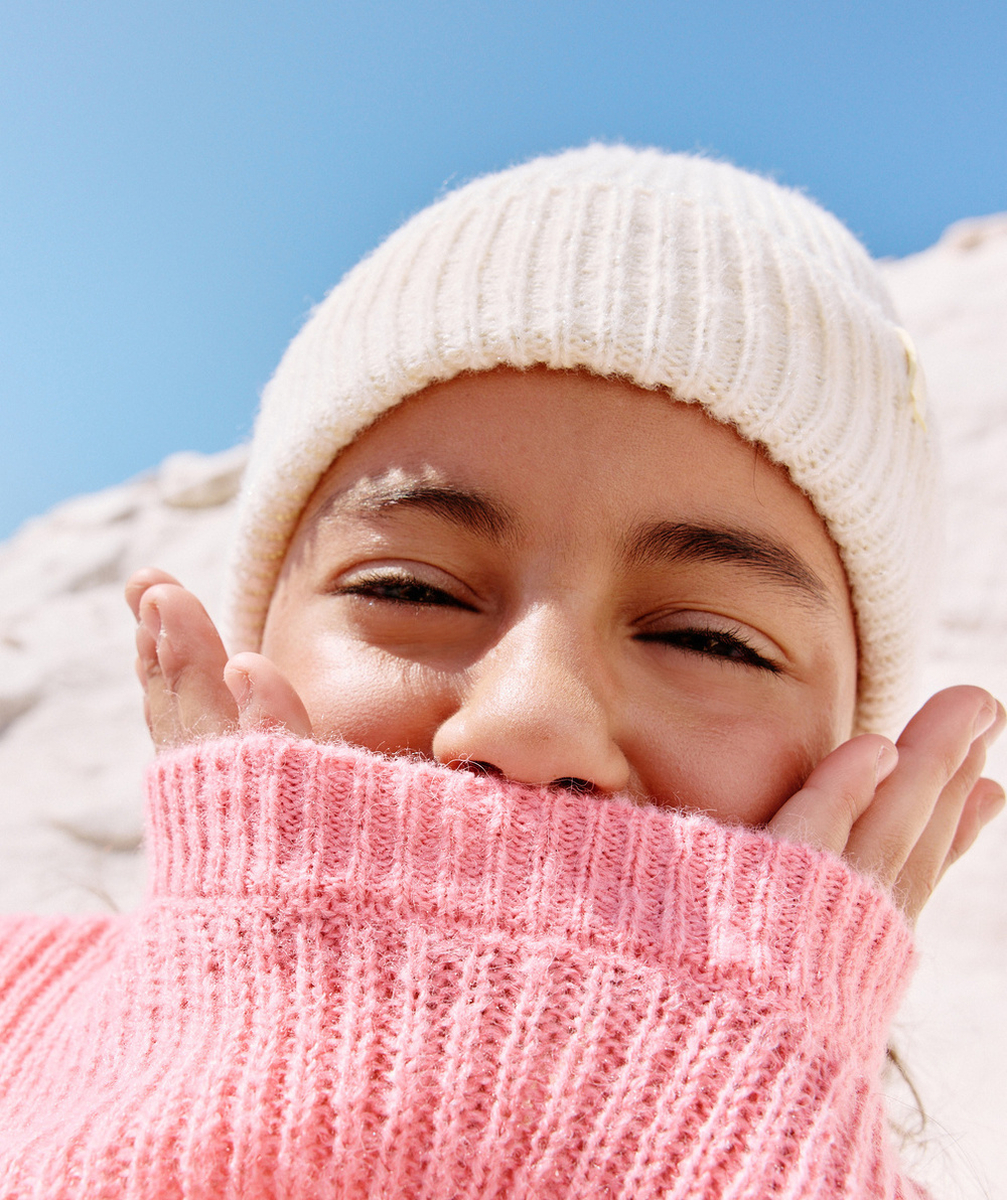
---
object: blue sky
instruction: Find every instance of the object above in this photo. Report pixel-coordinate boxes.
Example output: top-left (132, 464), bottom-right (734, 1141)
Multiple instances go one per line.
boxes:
top-left (2, 1), bottom-right (1005, 538)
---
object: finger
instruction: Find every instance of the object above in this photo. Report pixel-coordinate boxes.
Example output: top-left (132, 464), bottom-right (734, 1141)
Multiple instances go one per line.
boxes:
top-left (129, 570), bottom-right (201, 743)
top-left (135, 615), bottom-right (160, 740)
top-left (844, 687), bottom-right (1000, 890)
top-left (859, 696), bottom-right (1003, 919)
top-left (138, 584), bottom-right (237, 749)
top-left (933, 776), bottom-right (1005, 877)
top-left (904, 775), bottom-right (1005, 915)
top-left (889, 731), bottom-right (995, 920)
top-left (224, 652), bottom-right (312, 739)
top-left (125, 567), bottom-right (182, 622)
top-left (767, 734), bottom-right (898, 856)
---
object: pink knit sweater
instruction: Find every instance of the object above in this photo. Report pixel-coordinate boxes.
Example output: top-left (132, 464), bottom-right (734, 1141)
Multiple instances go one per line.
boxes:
top-left (0, 734), bottom-right (926, 1198)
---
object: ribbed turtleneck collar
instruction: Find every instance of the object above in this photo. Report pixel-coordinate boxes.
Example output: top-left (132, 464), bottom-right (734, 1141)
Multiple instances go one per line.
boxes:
top-left (145, 734), bottom-right (913, 1041)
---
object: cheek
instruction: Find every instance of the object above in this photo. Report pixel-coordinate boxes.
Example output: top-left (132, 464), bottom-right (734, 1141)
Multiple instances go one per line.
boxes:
top-left (265, 612), bottom-right (458, 754)
top-left (629, 698), bottom-right (838, 825)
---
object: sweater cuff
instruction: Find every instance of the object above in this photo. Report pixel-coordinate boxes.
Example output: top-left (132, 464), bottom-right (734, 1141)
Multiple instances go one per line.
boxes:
top-left (147, 733), bottom-right (915, 1052)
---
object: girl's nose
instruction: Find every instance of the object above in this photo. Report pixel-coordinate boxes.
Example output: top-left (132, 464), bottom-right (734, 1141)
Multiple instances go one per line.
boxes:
top-left (431, 609), bottom-right (631, 794)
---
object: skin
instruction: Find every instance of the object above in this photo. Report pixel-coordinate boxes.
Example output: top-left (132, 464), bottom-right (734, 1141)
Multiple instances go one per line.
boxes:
top-left (127, 367), bottom-right (1005, 921)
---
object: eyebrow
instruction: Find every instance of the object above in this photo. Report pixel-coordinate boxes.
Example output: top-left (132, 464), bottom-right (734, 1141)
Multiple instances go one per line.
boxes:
top-left (316, 480), bottom-right (832, 605)
top-left (315, 480), bottom-right (516, 541)
top-left (623, 521), bottom-right (831, 606)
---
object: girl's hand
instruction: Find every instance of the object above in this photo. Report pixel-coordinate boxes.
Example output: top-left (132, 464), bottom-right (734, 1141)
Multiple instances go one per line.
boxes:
top-left (127, 570), bottom-right (1006, 922)
top-left (769, 688), bottom-right (1006, 921)
top-left (126, 569), bottom-right (311, 747)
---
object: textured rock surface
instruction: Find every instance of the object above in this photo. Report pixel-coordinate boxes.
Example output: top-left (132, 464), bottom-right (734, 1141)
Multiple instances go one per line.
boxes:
top-left (0, 217), bottom-right (1005, 1195)
top-left (0, 448), bottom-right (243, 915)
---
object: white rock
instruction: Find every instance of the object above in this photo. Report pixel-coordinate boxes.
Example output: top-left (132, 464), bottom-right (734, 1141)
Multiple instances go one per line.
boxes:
top-left (939, 213), bottom-right (1007, 253)
top-left (0, 646), bottom-right (44, 733)
top-left (49, 481), bottom-right (147, 528)
top-left (157, 445), bottom-right (248, 508)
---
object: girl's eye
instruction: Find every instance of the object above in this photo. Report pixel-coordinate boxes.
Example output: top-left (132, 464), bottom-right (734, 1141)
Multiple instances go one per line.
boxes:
top-left (637, 625), bottom-right (781, 673)
top-left (336, 570), bottom-right (476, 610)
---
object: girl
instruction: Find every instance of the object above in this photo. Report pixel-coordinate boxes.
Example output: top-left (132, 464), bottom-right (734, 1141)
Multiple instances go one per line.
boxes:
top-left (0, 145), bottom-right (1002, 1198)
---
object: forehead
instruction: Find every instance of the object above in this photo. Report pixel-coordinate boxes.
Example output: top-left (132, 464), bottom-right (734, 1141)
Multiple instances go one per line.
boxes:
top-left (318, 370), bottom-right (759, 493)
top-left (308, 369), bottom-right (795, 516)
top-left (294, 367), bottom-right (850, 603)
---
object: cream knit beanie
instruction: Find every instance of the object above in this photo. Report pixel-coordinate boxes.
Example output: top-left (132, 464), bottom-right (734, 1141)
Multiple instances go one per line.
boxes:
top-left (227, 144), bottom-right (938, 736)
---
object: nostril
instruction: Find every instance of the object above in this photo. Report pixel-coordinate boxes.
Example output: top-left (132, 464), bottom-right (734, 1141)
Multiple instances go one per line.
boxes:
top-left (449, 759), bottom-right (503, 778)
top-left (445, 762), bottom-right (596, 793)
top-left (549, 777), bottom-right (596, 795)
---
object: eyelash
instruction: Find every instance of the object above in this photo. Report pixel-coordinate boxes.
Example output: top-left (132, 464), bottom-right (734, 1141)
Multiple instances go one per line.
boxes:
top-left (337, 569), bottom-right (475, 610)
top-left (636, 626), bottom-right (781, 673)
top-left (339, 570), bottom-right (780, 673)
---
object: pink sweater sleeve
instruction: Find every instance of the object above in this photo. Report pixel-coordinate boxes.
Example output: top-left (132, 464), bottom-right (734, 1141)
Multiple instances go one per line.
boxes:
top-left (0, 734), bottom-right (929, 1199)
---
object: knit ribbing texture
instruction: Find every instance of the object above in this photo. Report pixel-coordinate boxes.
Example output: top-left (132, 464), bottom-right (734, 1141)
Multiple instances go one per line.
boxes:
top-left (225, 145), bottom-right (940, 735)
top-left (0, 735), bottom-right (926, 1198)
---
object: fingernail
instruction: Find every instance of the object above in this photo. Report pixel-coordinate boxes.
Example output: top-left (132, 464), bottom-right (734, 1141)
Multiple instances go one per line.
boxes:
top-left (984, 701), bottom-right (1007, 745)
top-left (973, 702), bottom-right (998, 740)
top-left (136, 624), bottom-right (158, 670)
top-left (875, 743), bottom-right (899, 785)
top-left (979, 787), bottom-right (1006, 823)
top-left (141, 601), bottom-right (161, 642)
top-left (226, 666), bottom-right (251, 708)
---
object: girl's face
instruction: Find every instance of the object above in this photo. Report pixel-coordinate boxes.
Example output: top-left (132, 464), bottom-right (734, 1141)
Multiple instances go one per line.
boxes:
top-left (262, 368), bottom-right (858, 823)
